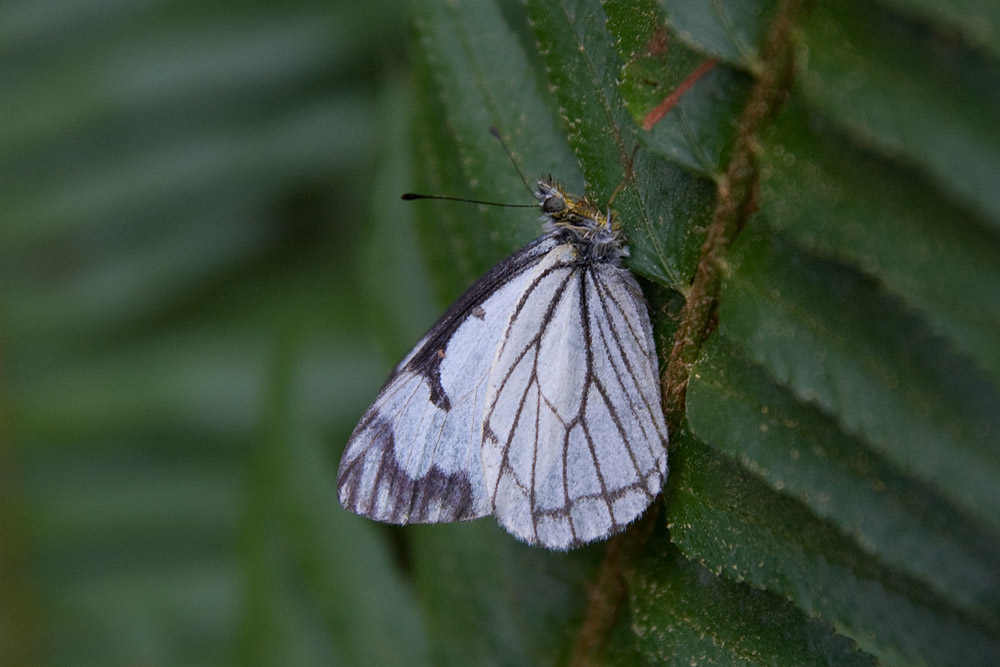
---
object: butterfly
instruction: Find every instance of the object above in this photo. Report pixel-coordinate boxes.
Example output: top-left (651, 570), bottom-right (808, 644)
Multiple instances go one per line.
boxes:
top-left (338, 177), bottom-right (668, 549)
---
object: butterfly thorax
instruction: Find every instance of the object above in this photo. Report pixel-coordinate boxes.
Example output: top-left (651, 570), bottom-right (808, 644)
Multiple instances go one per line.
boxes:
top-left (534, 178), bottom-right (628, 265)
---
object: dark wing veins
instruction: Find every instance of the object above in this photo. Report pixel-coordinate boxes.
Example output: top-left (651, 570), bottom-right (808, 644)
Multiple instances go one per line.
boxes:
top-left (338, 415), bottom-right (479, 523)
top-left (399, 236), bottom-right (556, 411)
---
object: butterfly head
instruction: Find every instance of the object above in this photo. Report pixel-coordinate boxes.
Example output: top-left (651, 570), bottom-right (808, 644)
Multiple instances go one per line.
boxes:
top-left (534, 178), bottom-right (628, 263)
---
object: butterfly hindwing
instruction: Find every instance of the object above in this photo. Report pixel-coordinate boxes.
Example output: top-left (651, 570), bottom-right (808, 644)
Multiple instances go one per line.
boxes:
top-left (337, 236), bottom-right (558, 524)
top-left (481, 245), bottom-right (668, 549)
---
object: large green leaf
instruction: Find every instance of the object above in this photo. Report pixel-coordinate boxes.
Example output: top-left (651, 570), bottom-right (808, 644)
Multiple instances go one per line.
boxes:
top-left (679, 0), bottom-right (1000, 663)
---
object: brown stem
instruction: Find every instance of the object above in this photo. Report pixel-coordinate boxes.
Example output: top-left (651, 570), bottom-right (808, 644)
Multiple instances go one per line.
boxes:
top-left (662, 1), bottom-right (799, 424)
top-left (570, 1), bottom-right (802, 664)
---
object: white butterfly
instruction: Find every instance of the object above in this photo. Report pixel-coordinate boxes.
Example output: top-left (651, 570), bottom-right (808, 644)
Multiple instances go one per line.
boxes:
top-left (338, 178), bottom-right (668, 549)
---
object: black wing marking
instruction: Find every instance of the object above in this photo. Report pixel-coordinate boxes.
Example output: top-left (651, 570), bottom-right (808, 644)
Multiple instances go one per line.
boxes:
top-left (338, 235), bottom-right (559, 524)
top-left (394, 236), bottom-right (558, 410)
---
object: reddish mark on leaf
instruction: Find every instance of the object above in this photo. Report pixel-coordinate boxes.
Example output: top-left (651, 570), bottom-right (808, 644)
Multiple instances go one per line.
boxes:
top-left (642, 58), bottom-right (718, 131)
top-left (645, 27), bottom-right (669, 57)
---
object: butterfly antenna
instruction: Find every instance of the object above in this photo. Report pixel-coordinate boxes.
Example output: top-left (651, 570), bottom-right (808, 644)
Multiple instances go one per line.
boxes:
top-left (401, 126), bottom-right (538, 207)
top-left (489, 126), bottom-right (534, 196)
top-left (400, 192), bottom-right (535, 208)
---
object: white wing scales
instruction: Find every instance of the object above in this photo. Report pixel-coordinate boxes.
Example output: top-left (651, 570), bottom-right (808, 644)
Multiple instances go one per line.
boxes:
top-left (482, 246), bottom-right (669, 549)
top-left (338, 237), bottom-right (557, 524)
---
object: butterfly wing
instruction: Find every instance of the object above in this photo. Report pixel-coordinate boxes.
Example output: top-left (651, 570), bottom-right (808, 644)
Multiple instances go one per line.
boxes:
top-left (482, 244), bottom-right (668, 549)
top-left (338, 236), bottom-right (558, 524)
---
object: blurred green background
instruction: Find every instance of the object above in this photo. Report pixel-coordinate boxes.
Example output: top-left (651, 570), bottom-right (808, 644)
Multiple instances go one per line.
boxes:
top-left (2, 1), bottom-right (429, 664)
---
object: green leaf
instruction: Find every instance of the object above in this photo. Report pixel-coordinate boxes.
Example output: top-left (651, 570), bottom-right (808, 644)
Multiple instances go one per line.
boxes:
top-left (238, 340), bottom-right (430, 667)
top-left (359, 76), bottom-right (441, 361)
top-left (411, 522), bottom-right (592, 666)
top-left (624, 530), bottom-right (877, 666)
top-left (689, 335), bottom-right (1000, 624)
top-left (677, 0), bottom-right (1000, 661)
top-left (667, 430), bottom-right (1000, 665)
top-left (606, 0), bottom-right (754, 176)
top-left (659, 0), bottom-right (782, 68)
top-left (3, 1), bottom-right (412, 664)
top-left (721, 231), bottom-right (1000, 536)
top-left (797, 0), bottom-right (1000, 225)
top-left (877, 0), bottom-right (1000, 57)
top-left (758, 98), bottom-right (1000, 381)
top-left (523, 0), bottom-right (718, 288)
top-left (407, 0), bottom-right (588, 305)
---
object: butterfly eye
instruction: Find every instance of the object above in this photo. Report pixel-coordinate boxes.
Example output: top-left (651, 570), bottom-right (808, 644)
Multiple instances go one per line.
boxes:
top-left (541, 197), bottom-right (565, 214)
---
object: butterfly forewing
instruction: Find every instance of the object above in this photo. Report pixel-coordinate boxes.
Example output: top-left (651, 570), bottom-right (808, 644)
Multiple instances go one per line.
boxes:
top-left (337, 237), bottom-right (558, 524)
